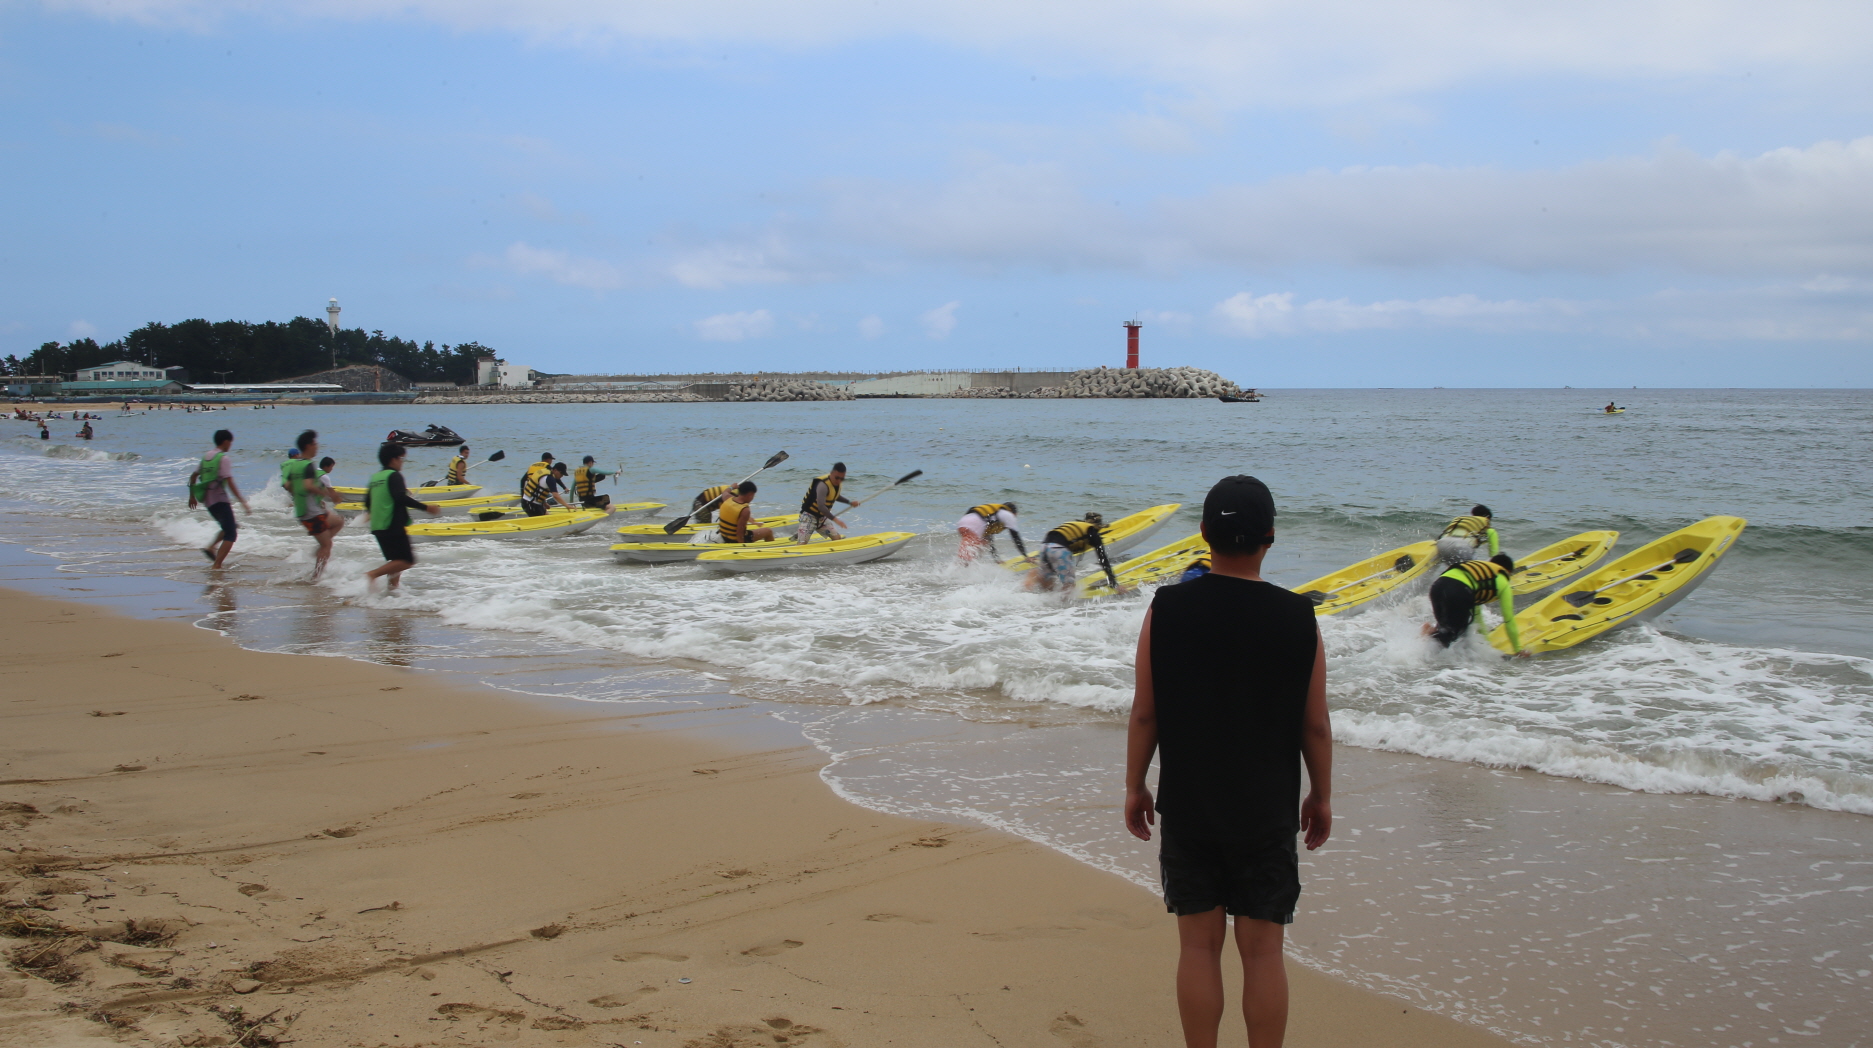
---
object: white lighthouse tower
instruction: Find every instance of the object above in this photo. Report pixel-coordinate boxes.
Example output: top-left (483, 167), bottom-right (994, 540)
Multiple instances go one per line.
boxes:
top-left (325, 297), bottom-right (341, 334)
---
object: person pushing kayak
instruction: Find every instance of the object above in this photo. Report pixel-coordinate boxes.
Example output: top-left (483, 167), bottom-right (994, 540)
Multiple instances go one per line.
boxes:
top-left (446, 445), bottom-right (471, 485)
top-left (363, 441), bottom-right (441, 592)
top-left (518, 453), bottom-right (557, 516)
top-left (1436, 504), bottom-right (1500, 565)
top-left (282, 429), bottom-right (346, 582)
top-left (1028, 512), bottom-right (1118, 593)
top-left (187, 428), bottom-right (250, 568)
top-left (540, 462), bottom-right (577, 512)
top-left (1423, 554), bottom-right (1526, 655)
top-left (697, 482), bottom-right (777, 544)
top-left (796, 462), bottom-right (860, 544)
top-left (956, 501), bottom-right (1025, 562)
top-left (690, 484), bottom-right (733, 524)
top-left (573, 456), bottom-right (614, 509)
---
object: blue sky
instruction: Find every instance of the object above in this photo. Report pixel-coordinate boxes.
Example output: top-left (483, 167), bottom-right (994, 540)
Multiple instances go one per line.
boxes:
top-left (3, 1), bottom-right (1871, 386)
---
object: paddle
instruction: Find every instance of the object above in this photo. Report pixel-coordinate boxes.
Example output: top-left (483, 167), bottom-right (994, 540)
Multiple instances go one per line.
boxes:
top-left (1299, 553), bottom-right (1417, 605)
top-left (1513, 546), bottom-right (1590, 574)
top-left (1561, 548), bottom-right (1699, 607)
top-left (464, 449), bottom-right (507, 472)
top-left (834, 470), bottom-right (922, 518)
top-left (663, 450), bottom-right (790, 534)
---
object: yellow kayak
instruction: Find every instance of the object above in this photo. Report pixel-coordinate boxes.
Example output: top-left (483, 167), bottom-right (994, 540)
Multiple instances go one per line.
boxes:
top-left (1291, 541), bottom-right (1438, 616)
top-left (336, 494), bottom-right (518, 518)
top-left (611, 533), bottom-right (814, 563)
top-left (1489, 516), bottom-right (1745, 655)
top-left (331, 482), bottom-right (482, 503)
top-left (696, 531), bottom-right (918, 571)
top-left (616, 513), bottom-right (799, 543)
top-left (1001, 504), bottom-right (1182, 571)
top-left (405, 508), bottom-right (612, 542)
top-left (475, 500), bottom-right (665, 521)
top-left (1078, 533), bottom-right (1207, 598)
top-left (1507, 530), bottom-right (1619, 596)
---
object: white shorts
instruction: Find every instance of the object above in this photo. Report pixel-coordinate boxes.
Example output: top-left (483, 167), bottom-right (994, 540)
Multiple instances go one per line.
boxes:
top-left (692, 530), bottom-right (727, 545)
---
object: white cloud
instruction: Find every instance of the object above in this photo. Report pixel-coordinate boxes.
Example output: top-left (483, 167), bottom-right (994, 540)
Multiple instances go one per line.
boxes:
top-left (857, 315), bottom-right (886, 338)
top-left (66, 320), bottom-right (98, 339)
top-left (667, 239), bottom-right (811, 289)
top-left (920, 301), bottom-right (960, 339)
top-left (693, 308), bottom-right (775, 341)
top-left (502, 242), bottom-right (627, 290)
top-left (57, 2), bottom-right (1873, 110)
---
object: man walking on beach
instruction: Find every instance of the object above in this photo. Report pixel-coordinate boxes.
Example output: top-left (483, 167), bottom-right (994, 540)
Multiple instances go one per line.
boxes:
top-left (187, 428), bottom-right (250, 569)
top-left (1125, 475), bottom-right (1332, 1048)
top-left (363, 442), bottom-right (440, 592)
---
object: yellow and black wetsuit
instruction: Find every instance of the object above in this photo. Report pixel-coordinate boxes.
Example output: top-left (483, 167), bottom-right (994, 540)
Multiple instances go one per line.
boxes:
top-left (1428, 560), bottom-right (1522, 650)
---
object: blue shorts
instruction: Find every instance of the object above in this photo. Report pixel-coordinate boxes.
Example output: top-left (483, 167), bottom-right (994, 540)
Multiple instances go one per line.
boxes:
top-left (1036, 544), bottom-right (1077, 586)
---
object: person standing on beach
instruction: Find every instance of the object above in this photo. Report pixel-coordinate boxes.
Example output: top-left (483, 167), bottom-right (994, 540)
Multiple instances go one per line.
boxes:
top-left (955, 501), bottom-right (1025, 562)
top-left (282, 430), bottom-right (346, 582)
top-left (1436, 504), bottom-right (1500, 565)
top-left (363, 442), bottom-right (440, 592)
top-left (795, 463), bottom-right (859, 544)
top-left (1125, 475), bottom-right (1332, 1048)
top-left (187, 428), bottom-right (250, 569)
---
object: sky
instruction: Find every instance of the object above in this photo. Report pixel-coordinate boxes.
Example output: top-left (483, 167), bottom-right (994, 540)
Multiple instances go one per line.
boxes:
top-left (3, 1), bottom-right (1871, 386)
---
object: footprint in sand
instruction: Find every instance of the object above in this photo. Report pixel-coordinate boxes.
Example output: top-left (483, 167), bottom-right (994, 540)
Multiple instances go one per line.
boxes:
top-left (1049, 1012), bottom-right (1103, 1047)
top-left (587, 986), bottom-right (658, 1008)
top-left (864, 913), bottom-right (933, 924)
top-left (742, 939), bottom-right (804, 957)
top-left (611, 951), bottom-right (688, 964)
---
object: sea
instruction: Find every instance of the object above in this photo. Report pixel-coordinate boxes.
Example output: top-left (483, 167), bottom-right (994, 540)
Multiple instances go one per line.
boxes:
top-left (3, 388), bottom-right (1869, 1048)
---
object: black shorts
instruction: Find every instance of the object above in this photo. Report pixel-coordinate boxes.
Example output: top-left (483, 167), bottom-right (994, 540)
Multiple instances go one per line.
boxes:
top-left (581, 494), bottom-right (611, 509)
top-left (206, 501), bottom-right (237, 542)
top-left (521, 500), bottom-right (547, 517)
top-left (1428, 576), bottom-right (1476, 646)
top-left (373, 528), bottom-right (415, 565)
top-left (1159, 820), bottom-right (1300, 924)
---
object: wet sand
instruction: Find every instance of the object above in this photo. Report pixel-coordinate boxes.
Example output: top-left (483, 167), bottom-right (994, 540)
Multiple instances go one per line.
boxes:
top-left (0, 589), bottom-right (1508, 1048)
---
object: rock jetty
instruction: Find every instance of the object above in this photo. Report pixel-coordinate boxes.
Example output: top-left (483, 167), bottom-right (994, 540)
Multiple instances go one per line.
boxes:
top-left (722, 378), bottom-right (854, 402)
top-left (413, 391), bottom-right (705, 405)
top-left (949, 366), bottom-right (1245, 399)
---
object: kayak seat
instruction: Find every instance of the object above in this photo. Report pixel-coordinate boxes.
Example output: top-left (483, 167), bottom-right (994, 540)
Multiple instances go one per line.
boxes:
top-left (1635, 574), bottom-right (1658, 581)
top-left (1552, 614), bottom-right (1584, 621)
top-left (1592, 597), bottom-right (1613, 605)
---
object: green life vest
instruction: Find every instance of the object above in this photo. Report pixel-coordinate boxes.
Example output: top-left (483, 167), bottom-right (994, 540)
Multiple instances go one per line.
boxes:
top-left (191, 451), bottom-right (226, 501)
top-left (280, 459), bottom-right (318, 517)
top-left (367, 469), bottom-right (399, 531)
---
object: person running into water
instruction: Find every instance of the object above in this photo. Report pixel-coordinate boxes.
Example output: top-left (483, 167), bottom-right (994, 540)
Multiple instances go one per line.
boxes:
top-left (1435, 504), bottom-right (1500, 565)
top-left (446, 445), bottom-right (471, 485)
top-left (690, 484), bottom-right (732, 524)
top-left (574, 456), bottom-right (614, 509)
top-left (518, 452), bottom-right (556, 516)
top-left (956, 501), bottom-right (1025, 562)
top-left (1423, 554), bottom-right (1527, 655)
top-left (696, 482), bottom-right (776, 544)
top-left (795, 463), bottom-right (860, 544)
top-left (363, 442), bottom-right (440, 592)
top-left (186, 428), bottom-right (250, 568)
top-left (282, 430), bottom-right (345, 582)
top-left (1124, 474), bottom-right (1332, 1048)
top-left (1028, 512), bottom-right (1118, 593)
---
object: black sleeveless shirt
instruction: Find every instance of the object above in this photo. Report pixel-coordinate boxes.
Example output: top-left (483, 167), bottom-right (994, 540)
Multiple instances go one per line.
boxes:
top-left (1149, 573), bottom-right (1319, 839)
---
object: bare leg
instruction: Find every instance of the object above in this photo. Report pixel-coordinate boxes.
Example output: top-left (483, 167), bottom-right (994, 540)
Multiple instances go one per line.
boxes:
top-left (365, 560), bottom-right (413, 591)
top-left (1235, 918), bottom-right (1289, 1047)
top-left (1175, 907), bottom-right (1228, 1048)
top-left (209, 537), bottom-right (234, 569)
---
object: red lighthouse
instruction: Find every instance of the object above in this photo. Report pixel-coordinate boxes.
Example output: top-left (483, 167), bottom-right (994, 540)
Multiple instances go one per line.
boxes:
top-left (1123, 320), bottom-right (1141, 368)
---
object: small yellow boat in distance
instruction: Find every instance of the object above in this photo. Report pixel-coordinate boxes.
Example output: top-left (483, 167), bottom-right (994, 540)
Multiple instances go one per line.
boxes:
top-left (335, 493), bottom-right (519, 518)
top-left (405, 508), bottom-right (613, 542)
top-left (1000, 504), bottom-right (1181, 571)
top-left (1290, 540), bottom-right (1437, 616)
top-left (695, 531), bottom-right (918, 571)
top-left (1507, 530), bottom-right (1619, 596)
top-left (474, 500), bottom-right (664, 522)
top-left (1078, 533), bottom-right (1207, 598)
top-left (1489, 516), bottom-right (1745, 655)
top-left (331, 482), bottom-right (482, 503)
top-left (616, 513), bottom-right (800, 543)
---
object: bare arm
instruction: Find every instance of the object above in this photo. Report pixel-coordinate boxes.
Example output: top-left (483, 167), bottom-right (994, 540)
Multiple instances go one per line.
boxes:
top-left (1299, 629), bottom-right (1332, 851)
top-left (1124, 607), bottom-right (1159, 841)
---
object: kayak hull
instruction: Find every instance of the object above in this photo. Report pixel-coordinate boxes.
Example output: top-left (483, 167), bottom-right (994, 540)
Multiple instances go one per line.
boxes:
top-left (405, 508), bottom-right (613, 542)
top-left (332, 483), bottom-right (483, 503)
top-left (1508, 530), bottom-right (1619, 596)
top-left (696, 531), bottom-right (917, 571)
top-left (616, 513), bottom-right (799, 543)
top-left (1291, 541), bottom-right (1439, 616)
top-left (1490, 516), bottom-right (1746, 655)
top-left (611, 536), bottom-right (798, 563)
top-left (1078, 532), bottom-right (1207, 598)
top-left (336, 494), bottom-right (519, 518)
top-left (1001, 504), bottom-right (1182, 571)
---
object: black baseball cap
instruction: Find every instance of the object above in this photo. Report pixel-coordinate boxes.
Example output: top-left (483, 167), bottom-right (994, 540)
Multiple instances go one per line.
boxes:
top-left (1203, 475), bottom-right (1276, 549)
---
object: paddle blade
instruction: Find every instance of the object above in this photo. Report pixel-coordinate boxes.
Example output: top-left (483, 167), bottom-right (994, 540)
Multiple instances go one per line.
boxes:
top-left (662, 516), bottom-right (691, 534)
top-left (763, 450), bottom-right (790, 469)
top-left (1674, 548), bottom-right (1699, 563)
top-left (1301, 590), bottom-right (1329, 605)
top-left (1393, 554), bottom-right (1415, 572)
top-left (487, 450), bottom-right (506, 462)
top-left (1562, 590), bottom-right (1597, 607)
top-left (896, 469), bottom-right (924, 485)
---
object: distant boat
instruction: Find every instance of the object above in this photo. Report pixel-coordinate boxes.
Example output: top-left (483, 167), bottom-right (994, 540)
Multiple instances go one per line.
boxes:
top-left (1219, 392), bottom-right (1261, 403)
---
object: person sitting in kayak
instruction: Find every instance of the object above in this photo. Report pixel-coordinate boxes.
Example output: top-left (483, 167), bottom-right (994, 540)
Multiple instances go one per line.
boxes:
top-left (518, 453), bottom-right (558, 516)
top-left (956, 501), bottom-right (1025, 562)
top-left (574, 456), bottom-right (614, 509)
top-left (796, 463), bottom-right (860, 544)
top-left (697, 482), bottom-right (776, 544)
top-left (691, 484), bottom-right (732, 524)
top-left (446, 445), bottom-right (471, 485)
top-left (540, 462), bottom-right (577, 514)
top-left (1436, 505), bottom-right (1500, 565)
top-left (1605, 402), bottom-right (1619, 413)
top-left (1177, 551), bottom-right (1212, 584)
top-left (1028, 513), bottom-right (1118, 593)
top-left (1423, 554), bottom-right (1526, 655)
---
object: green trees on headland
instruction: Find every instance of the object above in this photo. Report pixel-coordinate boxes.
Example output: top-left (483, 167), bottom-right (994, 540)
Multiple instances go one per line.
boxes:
top-left (3, 317), bottom-right (495, 385)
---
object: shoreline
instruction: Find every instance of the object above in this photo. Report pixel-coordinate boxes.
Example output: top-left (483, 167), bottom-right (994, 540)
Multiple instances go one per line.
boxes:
top-left (0, 589), bottom-right (1507, 1048)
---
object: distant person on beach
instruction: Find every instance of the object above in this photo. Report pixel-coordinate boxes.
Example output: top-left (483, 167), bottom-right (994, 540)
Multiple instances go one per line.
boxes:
top-left (690, 483), bottom-right (732, 523)
top-left (187, 428), bottom-right (250, 569)
top-left (1436, 504), bottom-right (1499, 565)
top-left (363, 441), bottom-right (440, 592)
top-left (1027, 512), bottom-right (1118, 593)
top-left (1423, 555), bottom-right (1527, 656)
top-left (696, 481), bottom-right (775, 544)
top-left (446, 445), bottom-right (470, 485)
top-left (1125, 474), bottom-right (1332, 1048)
top-left (796, 463), bottom-right (859, 543)
top-left (574, 456), bottom-right (613, 509)
top-left (956, 501), bottom-right (1025, 562)
top-left (283, 430), bottom-right (346, 582)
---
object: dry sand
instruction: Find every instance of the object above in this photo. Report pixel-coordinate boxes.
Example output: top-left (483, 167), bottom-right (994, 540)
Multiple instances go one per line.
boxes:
top-left (1, 590), bottom-right (1509, 1048)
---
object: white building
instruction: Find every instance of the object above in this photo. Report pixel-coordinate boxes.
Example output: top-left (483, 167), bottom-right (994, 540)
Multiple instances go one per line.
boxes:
top-left (496, 363), bottom-right (539, 388)
top-left (74, 360), bottom-right (166, 382)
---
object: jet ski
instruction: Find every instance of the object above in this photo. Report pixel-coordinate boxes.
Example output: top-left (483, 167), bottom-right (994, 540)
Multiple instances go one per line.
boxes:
top-left (385, 424), bottom-right (465, 447)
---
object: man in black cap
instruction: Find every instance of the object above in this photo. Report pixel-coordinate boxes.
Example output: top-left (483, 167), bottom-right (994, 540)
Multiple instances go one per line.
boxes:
top-left (1124, 475), bottom-right (1332, 1048)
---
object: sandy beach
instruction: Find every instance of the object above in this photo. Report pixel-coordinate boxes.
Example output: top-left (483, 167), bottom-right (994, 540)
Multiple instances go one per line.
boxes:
top-left (0, 589), bottom-right (1509, 1047)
